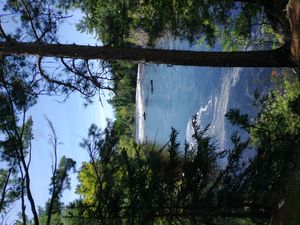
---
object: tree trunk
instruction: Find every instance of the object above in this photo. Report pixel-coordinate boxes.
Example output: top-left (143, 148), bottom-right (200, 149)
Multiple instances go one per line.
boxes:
top-left (18, 165), bottom-right (27, 225)
top-left (0, 165), bottom-right (13, 211)
top-left (0, 42), bottom-right (296, 68)
top-left (21, 158), bottom-right (40, 225)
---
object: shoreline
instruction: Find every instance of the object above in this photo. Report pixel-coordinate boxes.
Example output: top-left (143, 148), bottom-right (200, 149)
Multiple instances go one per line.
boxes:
top-left (134, 63), bottom-right (145, 143)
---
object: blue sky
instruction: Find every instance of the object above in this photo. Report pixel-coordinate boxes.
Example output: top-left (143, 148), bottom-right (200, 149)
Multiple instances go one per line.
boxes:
top-left (27, 9), bottom-right (114, 206)
top-left (1, 9), bottom-right (114, 222)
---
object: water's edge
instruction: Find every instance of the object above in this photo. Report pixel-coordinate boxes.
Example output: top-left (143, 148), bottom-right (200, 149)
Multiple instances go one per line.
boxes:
top-left (135, 64), bottom-right (145, 143)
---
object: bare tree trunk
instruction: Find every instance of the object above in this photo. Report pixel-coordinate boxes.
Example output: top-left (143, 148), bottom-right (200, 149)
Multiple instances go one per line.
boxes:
top-left (20, 157), bottom-right (40, 225)
top-left (46, 118), bottom-right (58, 225)
top-left (46, 175), bottom-right (56, 225)
top-left (18, 164), bottom-right (27, 225)
top-left (16, 118), bottom-right (39, 225)
top-left (0, 42), bottom-right (295, 67)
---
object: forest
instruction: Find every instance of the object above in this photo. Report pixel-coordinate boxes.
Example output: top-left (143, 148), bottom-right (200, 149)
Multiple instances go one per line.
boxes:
top-left (0, 0), bottom-right (300, 225)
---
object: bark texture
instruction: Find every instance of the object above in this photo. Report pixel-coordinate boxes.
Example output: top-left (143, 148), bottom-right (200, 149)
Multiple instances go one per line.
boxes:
top-left (0, 42), bottom-right (296, 68)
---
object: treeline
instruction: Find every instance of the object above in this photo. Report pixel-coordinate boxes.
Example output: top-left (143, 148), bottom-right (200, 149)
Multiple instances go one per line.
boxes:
top-left (108, 61), bottom-right (137, 141)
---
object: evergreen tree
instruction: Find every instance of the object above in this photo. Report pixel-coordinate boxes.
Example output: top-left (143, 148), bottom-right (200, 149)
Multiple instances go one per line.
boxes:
top-left (73, 119), bottom-right (272, 224)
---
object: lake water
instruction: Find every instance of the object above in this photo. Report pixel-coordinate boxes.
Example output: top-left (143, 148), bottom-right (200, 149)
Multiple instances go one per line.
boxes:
top-left (135, 37), bottom-right (272, 150)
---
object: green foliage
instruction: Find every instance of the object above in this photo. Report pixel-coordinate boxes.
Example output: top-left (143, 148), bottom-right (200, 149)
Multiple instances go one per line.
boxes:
top-left (225, 109), bottom-right (250, 129)
top-left (15, 213), bottom-right (34, 225)
top-left (1, 0), bottom-right (115, 104)
top-left (260, 23), bottom-right (284, 49)
top-left (251, 78), bottom-right (300, 144)
top-left (71, 119), bottom-right (273, 224)
top-left (49, 156), bottom-right (76, 198)
top-left (74, 0), bottom-right (135, 46)
top-left (2, 0), bottom-right (63, 43)
top-left (72, 75), bottom-right (300, 223)
top-left (39, 208), bottom-right (63, 225)
top-left (218, 3), bottom-right (285, 51)
top-left (72, 0), bottom-right (264, 48)
top-left (108, 62), bottom-right (137, 140)
top-left (0, 1), bottom-right (296, 224)
top-left (0, 54), bottom-right (76, 224)
top-left (227, 75), bottom-right (300, 149)
top-left (0, 167), bottom-right (20, 213)
top-left (0, 56), bottom-right (38, 217)
top-left (226, 75), bottom-right (300, 212)
top-left (67, 0), bottom-right (283, 51)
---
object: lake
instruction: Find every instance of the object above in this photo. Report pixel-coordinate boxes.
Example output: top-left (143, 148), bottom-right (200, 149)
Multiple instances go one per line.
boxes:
top-left (135, 36), bottom-right (272, 151)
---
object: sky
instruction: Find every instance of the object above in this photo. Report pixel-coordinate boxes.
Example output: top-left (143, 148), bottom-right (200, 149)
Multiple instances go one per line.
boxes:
top-left (1, 8), bottom-right (114, 223)
top-left (28, 9), bottom-right (114, 206)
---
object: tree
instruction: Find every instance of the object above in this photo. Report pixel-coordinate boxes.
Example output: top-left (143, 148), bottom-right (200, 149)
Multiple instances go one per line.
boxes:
top-left (0, 0), bottom-right (296, 83)
top-left (44, 118), bottom-right (76, 225)
top-left (0, 55), bottom-right (76, 224)
top-left (225, 74), bottom-right (300, 224)
top-left (0, 162), bottom-right (20, 222)
top-left (71, 93), bottom-right (299, 224)
top-left (37, 154), bottom-right (76, 225)
top-left (0, 55), bottom-right (40, 224)
top-left (0, 0), bottom-right (298, 222)
top-left (0, 0), bottom-right (114, 103)
top-left (67, 0), bottom-right (280, 47)
top-left (0, 41), bottom-right (295, 67)
top-left (73, 120), bottom-right (274, 225)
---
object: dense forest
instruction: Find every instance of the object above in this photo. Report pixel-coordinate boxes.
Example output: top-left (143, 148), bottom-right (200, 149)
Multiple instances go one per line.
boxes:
top-left (0, 0), bottom-right (300, 225)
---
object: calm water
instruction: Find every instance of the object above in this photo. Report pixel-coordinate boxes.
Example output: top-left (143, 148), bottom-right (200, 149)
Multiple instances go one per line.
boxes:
top-left (135, 37), bottom-right (272, 150)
